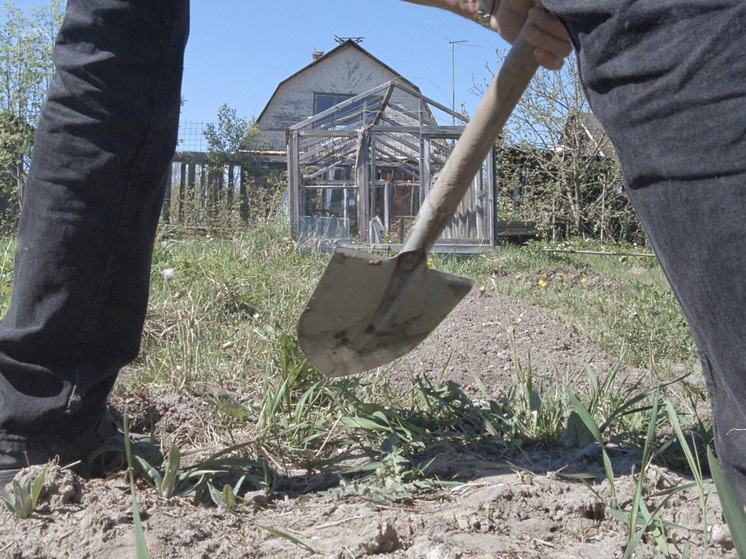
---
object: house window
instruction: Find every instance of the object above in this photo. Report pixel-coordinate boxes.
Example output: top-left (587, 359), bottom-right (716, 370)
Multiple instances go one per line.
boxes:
top-left (313, 93), bottom-right (365, 129)
top-left (314, 93), bottom-right (353, 115)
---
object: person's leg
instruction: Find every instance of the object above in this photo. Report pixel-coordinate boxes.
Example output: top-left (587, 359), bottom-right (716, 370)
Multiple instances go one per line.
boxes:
top-left (629, 176), bottom-right (746, 499)
top-left (0, 0), bottom-right (189, 474)
top-left (546, 0), bottom-right (746, 502)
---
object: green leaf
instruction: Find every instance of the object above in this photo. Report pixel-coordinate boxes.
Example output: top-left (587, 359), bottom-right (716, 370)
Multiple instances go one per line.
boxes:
top-left (159, 445), bottom-right (181, 498)
top-left (222, 484), bottom-right (236, 509)
top-left (29, 466), bottom-right (46, 510)
top-left (256, 524), bottom-right (316, 553)
top-left (340, 416), bottom-right (388, 431)
top-left (566, 391), bottom-right (603, 443)
top-left (665, 399), bottom-right (702, 486)
top-left (134, 455), bottom-right (163, 487)
top-left (562, 411), bottom-right (596, 449)
top-left (124, 412), bottom-right (150, 559)
top-left (707, 447), bottom-right (746, 556)
top-left (13, 481), bottom-right (33, 519)
top-left (0, 487), bottom-right (14, 511)
top-left (207, 482), bottom-right (223, 506)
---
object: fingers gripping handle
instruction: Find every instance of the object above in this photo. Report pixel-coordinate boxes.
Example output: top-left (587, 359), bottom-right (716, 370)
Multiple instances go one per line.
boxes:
top-left (402, 30), bottom-right (539, 254)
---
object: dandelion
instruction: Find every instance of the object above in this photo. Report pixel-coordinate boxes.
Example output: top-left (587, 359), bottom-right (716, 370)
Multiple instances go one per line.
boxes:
top-left (515, 274), bottom-right (521, 279)
top-left (581, 278), bottom-right (588, 283)
top-left (538, 279), bottom-right (548, 287)
top-left (161, 268), bottom-right (176, 283)
top-left (427, 257), bottom-right (433, 266)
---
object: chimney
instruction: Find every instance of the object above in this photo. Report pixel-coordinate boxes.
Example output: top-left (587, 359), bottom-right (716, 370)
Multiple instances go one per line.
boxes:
top-left (312, 49), bottom-right (324, 62)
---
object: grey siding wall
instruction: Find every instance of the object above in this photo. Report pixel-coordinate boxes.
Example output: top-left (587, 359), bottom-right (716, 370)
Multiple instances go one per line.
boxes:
top-left (259, 47), bottom-right (402, 131)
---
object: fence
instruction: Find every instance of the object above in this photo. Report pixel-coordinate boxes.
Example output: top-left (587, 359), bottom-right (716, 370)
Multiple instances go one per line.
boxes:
top-left (167, 122), bottom-right (288, 227)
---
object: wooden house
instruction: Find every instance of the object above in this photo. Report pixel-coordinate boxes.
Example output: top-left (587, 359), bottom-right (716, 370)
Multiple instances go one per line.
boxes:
top-left (255, 39), bottom-right (422, 153)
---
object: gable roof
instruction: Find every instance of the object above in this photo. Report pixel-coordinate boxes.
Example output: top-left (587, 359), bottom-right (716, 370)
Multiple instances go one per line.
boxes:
top-left (256, 39), bottom-right (421, 125)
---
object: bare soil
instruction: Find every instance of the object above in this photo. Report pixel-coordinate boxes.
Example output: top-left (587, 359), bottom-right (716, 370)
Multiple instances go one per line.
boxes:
top-left (0, 291), bottom-right (736, 558)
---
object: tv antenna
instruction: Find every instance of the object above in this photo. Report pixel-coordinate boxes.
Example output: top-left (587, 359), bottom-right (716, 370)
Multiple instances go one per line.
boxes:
top-left (335, 36), bottom-right (364, 44)
top-left (446, 38), bottom-right (479, 124)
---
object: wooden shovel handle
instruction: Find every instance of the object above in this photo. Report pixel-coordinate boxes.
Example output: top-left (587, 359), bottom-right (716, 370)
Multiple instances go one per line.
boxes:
top-left (402, 29), bottom-right (538, 253)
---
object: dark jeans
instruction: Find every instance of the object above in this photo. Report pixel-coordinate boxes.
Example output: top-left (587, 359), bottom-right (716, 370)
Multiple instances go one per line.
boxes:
top-left (546, 0), bottom-right (746, 502)
top-left (0, 0), bottom-right (188, 451)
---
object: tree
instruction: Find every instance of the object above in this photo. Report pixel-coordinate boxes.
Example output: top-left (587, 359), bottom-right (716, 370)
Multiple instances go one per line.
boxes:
top-left (0, 0), bottom-right (63, 228)
top-left (0, 110), bottom-right (32, 222)
top-left (203, 104), bottom-right (261, 223)
top-left (477, 52), bottom-right (643, 243)
top-left (204, 104), bottom-right (258, 164)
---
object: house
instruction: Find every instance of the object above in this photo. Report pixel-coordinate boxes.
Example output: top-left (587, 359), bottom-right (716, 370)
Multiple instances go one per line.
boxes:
top-left (255, 39), bottom-right (422, 153)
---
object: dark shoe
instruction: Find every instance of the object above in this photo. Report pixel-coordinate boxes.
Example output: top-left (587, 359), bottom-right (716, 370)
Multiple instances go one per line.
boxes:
top-left (0, 409), bottom-right (161, 488)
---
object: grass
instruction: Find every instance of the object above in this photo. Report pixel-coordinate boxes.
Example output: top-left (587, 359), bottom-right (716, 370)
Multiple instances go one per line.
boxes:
top-left (0, 216), bottom-right (738, 555)
top-left (137, 222), bottom-right (323, 389)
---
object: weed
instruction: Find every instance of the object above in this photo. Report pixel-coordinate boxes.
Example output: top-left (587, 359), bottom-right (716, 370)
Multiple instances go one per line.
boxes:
top-left (123, 412), bottom-right (149, 559)
top-left (254, 523), bottom-right (316, 553)
top-left (207, 478), bottom-right (243, 510)
top-left (136, 445), bottom-right (186, 498)
top-left (707, 447), bottom-right (746, 556)
top-left (565, 389), bottom-right (724, 557)
top-left (0, 466), bottom-right (46, 519)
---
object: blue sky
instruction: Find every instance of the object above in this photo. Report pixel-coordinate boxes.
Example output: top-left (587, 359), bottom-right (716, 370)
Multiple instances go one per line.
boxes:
top-left (11, 1), bottom-right (512, 126)
top-left (181, 1), bottom-right (512, 124)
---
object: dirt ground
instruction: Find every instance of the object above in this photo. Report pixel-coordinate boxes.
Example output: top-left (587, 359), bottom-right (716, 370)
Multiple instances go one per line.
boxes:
top-left (0, 291), bottom-right (737, 558)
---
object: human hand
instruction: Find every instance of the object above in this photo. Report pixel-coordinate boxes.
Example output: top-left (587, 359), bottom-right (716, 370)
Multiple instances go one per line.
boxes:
top-left (402, 0), bottom-right (572, 70)
top-left (487, 0), bottom-right (572, 70)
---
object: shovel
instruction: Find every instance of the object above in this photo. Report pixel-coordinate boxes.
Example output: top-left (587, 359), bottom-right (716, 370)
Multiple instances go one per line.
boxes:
top-left (297, 31), bottom-right (539, 377)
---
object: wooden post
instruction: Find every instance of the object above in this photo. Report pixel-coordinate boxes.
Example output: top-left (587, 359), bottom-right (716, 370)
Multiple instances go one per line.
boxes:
top-left (227, 165), bottom-right (234, 208)
top-left (162, 163), bottom-right (172, 223)
top-left (199, 164), bottom-right (207, 222)
top-left (487, 144), bottom-right (497, 244)
top-left (418, 99), bottom-right (428, 225)
top-left (178, 162), bottom-right (187, 223)
top-left (187, 163), bottom-right (196, 223)
top-left (370, 131), bottom-right (377, 232)
top-left (420, 135), bottom-right (430, 215)
top-left (288, 130), bottom-right (300, 240)
top-left (354, 129), bottom-right (370, 241)
top-left (209, 165), bottom-right (219, 221)
top-left (239, 166), bottom-right (249, 222)
top-left (384, 180), bottom-right (390, 232)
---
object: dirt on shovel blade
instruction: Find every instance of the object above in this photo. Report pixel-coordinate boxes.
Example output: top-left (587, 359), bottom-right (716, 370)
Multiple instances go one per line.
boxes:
top-left (297, 247), bottom-right (472, 377)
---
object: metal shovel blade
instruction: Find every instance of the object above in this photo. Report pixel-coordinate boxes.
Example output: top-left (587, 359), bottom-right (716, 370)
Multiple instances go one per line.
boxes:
top-left (297, 247), bottom-right (472, 377)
